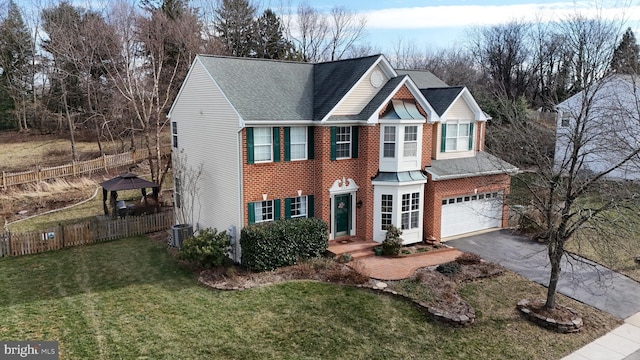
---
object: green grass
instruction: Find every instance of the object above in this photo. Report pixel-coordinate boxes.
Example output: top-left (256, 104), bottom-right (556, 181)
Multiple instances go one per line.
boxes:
top-left (0, 237), bottom-right (619, 359)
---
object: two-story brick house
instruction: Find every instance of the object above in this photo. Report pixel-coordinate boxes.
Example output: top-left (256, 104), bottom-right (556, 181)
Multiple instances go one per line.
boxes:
top-left (168, 54), bottom-right (516, 250)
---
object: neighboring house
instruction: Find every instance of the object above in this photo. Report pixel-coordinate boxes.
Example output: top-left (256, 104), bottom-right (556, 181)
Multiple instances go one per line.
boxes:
top-left (168, 54), bottom-right (517, 253)
top-left (555, 74), bottom-right (640, 180)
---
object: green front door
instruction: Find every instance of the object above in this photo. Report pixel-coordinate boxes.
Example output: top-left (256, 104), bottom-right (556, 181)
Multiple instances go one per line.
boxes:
top-left (335, 194), bottom-right (350, 237)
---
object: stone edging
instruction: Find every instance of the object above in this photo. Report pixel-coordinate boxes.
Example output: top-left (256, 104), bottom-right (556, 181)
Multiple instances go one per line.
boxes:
top-left (517, 299), bottom-right (583, 333)
top-left (198, 275), bottom-right (475, 327)
top-left (361, 281), bottom-right (475, 327)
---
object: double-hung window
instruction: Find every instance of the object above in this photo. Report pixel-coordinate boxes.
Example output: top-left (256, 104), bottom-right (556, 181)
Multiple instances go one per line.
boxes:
top-left (253, 128), bottom-right (273, 162)
top-left (330, 126), bottom-right (359, 160)
top-left (253, 200), bottom-right (274, 223)
top-left (383, 126), bottom-right (396, 158)
top-left (336, 126), bottom-right (351, 158)
top-left (401, 192), bottom-right (420, 230)
top-left (443, 122), bottom-right (473, 152)
top-left (289, 127), bottom-right (307, 160)
top-left (247, 127), bottom-right (280, 164)
top-left (285, 195), bottom-right (314, 219)
top-left (171, 122), bottom-right (178, 148)
top-left (403, 126), bottom-right (417, 157)
top-left (381, 194), bottom-right (393, 230)
top-left (290, 196), bottom-right (307, 218)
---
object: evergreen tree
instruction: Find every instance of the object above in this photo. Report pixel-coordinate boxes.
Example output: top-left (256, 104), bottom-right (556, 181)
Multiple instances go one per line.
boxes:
top-left (610, 27), bottom-right (640, 74)
top-left (0, 0), bottom-right (33, 130)
top-left (214, 0), bottom-right (257, 57)
top-left (254, 9), bottom-right (296, 59)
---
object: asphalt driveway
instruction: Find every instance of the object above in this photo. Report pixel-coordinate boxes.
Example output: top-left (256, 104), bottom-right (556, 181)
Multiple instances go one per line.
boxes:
top-left (447, 230), bottom-right (640, 319)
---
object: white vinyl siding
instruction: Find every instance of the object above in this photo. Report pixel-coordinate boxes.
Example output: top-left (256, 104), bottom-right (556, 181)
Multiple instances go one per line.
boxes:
top-left (333, 65), bottom-right (390, 115)
top-left (168, 59), bottom-right (242, 234)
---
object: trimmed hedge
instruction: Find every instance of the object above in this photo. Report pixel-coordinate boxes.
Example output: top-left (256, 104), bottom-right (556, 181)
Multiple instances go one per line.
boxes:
top-left (240, 218), bottom-right (329, 272)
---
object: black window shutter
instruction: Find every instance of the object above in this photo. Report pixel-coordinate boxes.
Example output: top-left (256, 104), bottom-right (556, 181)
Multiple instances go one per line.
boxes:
top-left (284, 127), bottom-right (291, 161)
top-left (248, 202), bottom-right (255, 224)
top-left (351, 126), bottom-right (359, 158)
top-left (307, 127), bottom-right (315, 159)
top-left (274, 199), bottom-right (281, 220)
top-left (330, 126), bottom-right (337, 160)
top-left (307, 195), bottom-right (314, 217)
top-left (468, 123), bottom-right (474, 151)
top-left (284, 198), bottom-right (292, 219)
top-left (273, 127), bottom-right (280, 162)
top-left (440, 123), bottom-right (447, 153)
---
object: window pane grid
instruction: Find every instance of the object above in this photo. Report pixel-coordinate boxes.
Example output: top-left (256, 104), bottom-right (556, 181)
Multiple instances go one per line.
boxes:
top-left (401, 192), bottom-right (420, 230)
top-left (336, 127), bottom-right (351, 158)
top-left (290, 127), bottom-right (307, 160)
top-left (381, 194), bottom-right (393, 230)
top-left (404, 126), bottom-right (417, 157)
top-left (254, 128), bottom-right (272, 162)
top-left (383, 126), bottom-right (396, 158)
top-left (255, 200), bottom-right (274, 223)
top-left (445, 123), bottom-right (470, 152)
top-left (290, 196), bottom-right (307, 218)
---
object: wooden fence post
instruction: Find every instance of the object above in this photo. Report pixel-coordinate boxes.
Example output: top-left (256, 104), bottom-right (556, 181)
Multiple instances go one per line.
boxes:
top-left (59, 224), bottom-right (65, 248)
top-left (1, 171), bottom-right (5, 191)
top-left (103, 154), bottom-right (108, 172)
top-left (72, 161), bottom-right (77, 176)
top-left (36, 165), bottom-right (41, 182)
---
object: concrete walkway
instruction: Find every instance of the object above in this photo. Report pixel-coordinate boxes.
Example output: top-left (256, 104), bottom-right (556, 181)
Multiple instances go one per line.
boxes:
top-left (562, 312), bottom-right (640, 360)
top-left (448, 229), bottom-right (640, 360)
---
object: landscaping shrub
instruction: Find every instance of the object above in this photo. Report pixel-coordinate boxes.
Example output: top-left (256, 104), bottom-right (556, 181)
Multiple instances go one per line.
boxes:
top-left (455, 252), bottom-right (482, 265)
top-left (240, 218), bottom-right (328, 272)
top-left (382, 224), bottom-right (403, 256)
top-left (436, 261), bottom-right (462, 276)
top-left (179, 228), bottom-right (230, 268)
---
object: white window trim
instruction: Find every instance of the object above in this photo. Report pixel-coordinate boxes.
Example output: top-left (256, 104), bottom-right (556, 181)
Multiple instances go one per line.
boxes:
top-left (336, 126), bottom-right (352, 159)
top-left (254, 200), bottom-right (274, 223)
top-left (445, 122), bottom-right (471, 152)
top-left (383, 126), bottom-right (396, 159)
top-left (254, 127), bottom-right (273, 163)
top-left (403, 125), bottom-right (418, 157)
top-left (381, 194), bottom-right (393, 231)
top-left (401, 192), bottom-right (420, 230)
top-left (290, 195), bottom-right (308, 218)
top-left (290, 127), bottom-right (308, 161)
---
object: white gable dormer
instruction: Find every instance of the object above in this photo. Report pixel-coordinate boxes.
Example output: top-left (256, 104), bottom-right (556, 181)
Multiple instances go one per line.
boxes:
top-left (433, 88), bottom-right (487, 160)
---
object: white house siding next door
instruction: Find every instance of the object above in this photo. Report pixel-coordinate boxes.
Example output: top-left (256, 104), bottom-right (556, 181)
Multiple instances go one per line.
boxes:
top-left (441, 192), bottom-right (503, 238)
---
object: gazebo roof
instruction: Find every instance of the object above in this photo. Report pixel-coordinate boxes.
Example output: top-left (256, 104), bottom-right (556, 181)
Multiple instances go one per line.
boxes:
top-left (99, 173), bottom-right (160, 191)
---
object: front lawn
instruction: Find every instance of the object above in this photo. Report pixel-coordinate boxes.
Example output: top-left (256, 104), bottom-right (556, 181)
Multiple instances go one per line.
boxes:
top-left (0, 236), bottom-right (619, 359)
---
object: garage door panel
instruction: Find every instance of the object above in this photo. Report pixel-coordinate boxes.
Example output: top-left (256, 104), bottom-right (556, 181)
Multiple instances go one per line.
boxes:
top-left (441, 193), bottom-right (502, 238)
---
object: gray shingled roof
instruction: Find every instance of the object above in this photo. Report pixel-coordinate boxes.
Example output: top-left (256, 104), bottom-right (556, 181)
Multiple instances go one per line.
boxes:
top-left (396, 69), bottom-right (448, 88)
top-left (426, 151), bottom-right (518, 181)
top-left (197, 56), bottom-right (314, 121)
top-left (197, 55), bottom-right (382, 121)
top-left (420, 87), bottom-right (464, 117)
top-left (313, 55), bottom-right (381, 120)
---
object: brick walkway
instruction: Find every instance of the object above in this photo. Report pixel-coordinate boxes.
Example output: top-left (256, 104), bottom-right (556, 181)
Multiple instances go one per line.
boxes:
top-left (347, 248), bottom-right (464, 280)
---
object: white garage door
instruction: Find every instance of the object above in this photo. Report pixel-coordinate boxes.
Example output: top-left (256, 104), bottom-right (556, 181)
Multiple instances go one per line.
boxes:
top-left (441, 192), bottom-right (503, 239)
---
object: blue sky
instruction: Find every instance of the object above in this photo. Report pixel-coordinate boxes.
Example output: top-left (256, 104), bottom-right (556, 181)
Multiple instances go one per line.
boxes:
top-left (290, 0), bottom-right (640, 51)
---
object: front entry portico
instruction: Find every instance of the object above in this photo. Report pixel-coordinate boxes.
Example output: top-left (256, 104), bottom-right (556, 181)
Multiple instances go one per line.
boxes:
top-left (329, 177), bottom-right (359, 240)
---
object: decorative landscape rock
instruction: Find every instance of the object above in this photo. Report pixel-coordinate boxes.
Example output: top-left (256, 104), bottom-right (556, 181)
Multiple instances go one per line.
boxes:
top-left (517, 299), bottom-right (583, 333)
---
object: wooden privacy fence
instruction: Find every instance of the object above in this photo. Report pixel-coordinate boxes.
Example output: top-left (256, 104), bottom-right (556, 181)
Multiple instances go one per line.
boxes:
top-left (0, 210), bottom-right (173, 257)
top-left (1, 146), bottom-right (172, 190)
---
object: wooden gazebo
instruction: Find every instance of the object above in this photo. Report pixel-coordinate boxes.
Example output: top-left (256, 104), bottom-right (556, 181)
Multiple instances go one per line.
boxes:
top-left (99, 173), bottom-right (160, 217)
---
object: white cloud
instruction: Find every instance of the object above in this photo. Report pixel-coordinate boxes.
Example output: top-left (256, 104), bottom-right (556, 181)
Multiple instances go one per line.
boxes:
top-left (363, 2), bottom-right (640, 29)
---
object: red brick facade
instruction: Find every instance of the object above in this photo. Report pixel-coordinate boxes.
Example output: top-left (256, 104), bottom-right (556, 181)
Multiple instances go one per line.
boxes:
top-left (241, 87), bottom-right (511, 242)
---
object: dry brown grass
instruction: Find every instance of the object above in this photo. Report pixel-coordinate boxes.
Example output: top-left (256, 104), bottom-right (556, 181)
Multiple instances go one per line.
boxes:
top-left (1, 177), bottom-right (99, 227)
